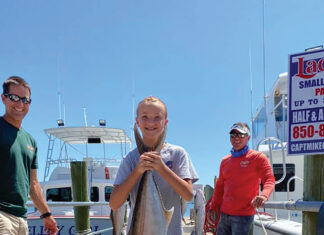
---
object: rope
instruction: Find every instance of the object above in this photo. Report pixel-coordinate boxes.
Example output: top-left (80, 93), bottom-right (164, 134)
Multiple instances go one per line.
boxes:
top-left (203, 198), bottom-right (219, 235)
top-left (203, 200), bottom-right (270, 235)
top-left (255, 209), bottom-right (268, 235)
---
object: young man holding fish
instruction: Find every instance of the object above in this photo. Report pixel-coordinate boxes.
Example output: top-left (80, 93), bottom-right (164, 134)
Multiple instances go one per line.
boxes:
top-left (110, 96), bottom-right (198, 235)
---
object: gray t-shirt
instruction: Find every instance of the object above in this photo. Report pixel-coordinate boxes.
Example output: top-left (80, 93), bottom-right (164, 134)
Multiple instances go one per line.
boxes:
top-left (114, 143), bottom-right (198, 235)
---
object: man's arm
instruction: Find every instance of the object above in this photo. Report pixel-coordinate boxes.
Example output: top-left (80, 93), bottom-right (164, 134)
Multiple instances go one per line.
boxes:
top-left (259, 154), bottom-right (276, 198)
top-left (252, 154), bottom-right (276, 208)
top-left (30, 169), bottom-right (58, 235)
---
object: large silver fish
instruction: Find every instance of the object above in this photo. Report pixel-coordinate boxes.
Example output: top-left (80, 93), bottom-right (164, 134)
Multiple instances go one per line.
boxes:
top-left (194, 189), bottom-right (206, 235)
top-left (127, 125), bottom-right (174, 235)
top-left (111, 203), bottom-right (126, 235)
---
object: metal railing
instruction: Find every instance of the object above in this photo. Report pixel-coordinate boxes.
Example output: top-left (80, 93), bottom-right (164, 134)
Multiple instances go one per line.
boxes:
top-left (26, 201), bottom-right (109, 207)
top-left (263, 200), bottom-right (323, 212)
top-left (287, 176), bottom-right (303, 220)
top-left (257, 137), bottom-right (287, 220)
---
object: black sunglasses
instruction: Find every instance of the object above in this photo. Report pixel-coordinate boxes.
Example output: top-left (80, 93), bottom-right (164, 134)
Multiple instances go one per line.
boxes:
top-left (4, 93), bottom-right (32, 104)
top-left (230, 133), bottom-right (247, 138)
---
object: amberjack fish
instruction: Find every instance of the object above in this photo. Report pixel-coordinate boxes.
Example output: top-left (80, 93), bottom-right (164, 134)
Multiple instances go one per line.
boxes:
top-left (194, 189), bottom-right (206, 235)
top-left (111, 203), bottom-right (126, 235)
top-left (127, 125), bottom-right (174, 235)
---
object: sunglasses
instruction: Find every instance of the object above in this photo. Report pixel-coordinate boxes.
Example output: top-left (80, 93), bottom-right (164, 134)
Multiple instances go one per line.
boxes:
top-left (230, 133), bottom-right (247, 138)
top-left (4, 93), bottom-right (32, 104)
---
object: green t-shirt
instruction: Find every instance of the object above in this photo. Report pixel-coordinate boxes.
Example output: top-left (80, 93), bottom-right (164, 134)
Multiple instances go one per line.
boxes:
top-left (0, 117), bottom-right (38, 218)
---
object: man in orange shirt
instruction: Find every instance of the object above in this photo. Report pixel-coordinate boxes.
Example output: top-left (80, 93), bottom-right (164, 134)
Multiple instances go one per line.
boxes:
top-left (210, 122), bottom-right (275, 235)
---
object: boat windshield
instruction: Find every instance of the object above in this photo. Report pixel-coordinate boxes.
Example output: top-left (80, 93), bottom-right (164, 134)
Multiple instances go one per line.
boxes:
top-left (46, 186), bottom-right (100, 202)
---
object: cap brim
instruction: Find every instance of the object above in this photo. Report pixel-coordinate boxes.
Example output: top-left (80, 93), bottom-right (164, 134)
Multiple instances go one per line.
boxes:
top-left (230, 128), bottom-right (247, 134)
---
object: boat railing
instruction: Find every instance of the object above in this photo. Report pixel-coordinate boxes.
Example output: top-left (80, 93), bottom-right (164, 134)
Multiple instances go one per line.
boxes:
top-left (271, 94), bottom-right (286, 117)
top-left (257, 137), bottom-right (287, 220)
top-left (257, 137), bottom-right (287, 184)
top-left (85, 157), bottom-right (122, 165)
top-left (263, 200), bottom-right (323, 213)
top-left (47, 158), bottom-right (77, 165)
top-left (271, 93), bottom-right (288, 142)
top-left (26, 201), bottom-right (109, 207)
top-left (258, 200), bottom-right (324, 234)
top-left (287, 176), bottom-right (303, 221)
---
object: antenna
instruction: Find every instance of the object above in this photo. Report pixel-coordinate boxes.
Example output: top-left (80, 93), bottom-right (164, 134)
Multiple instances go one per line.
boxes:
top-left (249, 45), bottom-right (254, 147)
top-left (132, 78), bottom-right (135, 129)
top-left (63, 103), bottom-right (66, 126)
top-left (57, 54), bottom-right (65, 125)
top-left (83, 108), bottom-right (88, 127)
top-left (58, 92), bottom-right (62, 119)
top-left (130, 78), bottom-right (135, 150)
top-left (262, 0), bottom-right (267, 138)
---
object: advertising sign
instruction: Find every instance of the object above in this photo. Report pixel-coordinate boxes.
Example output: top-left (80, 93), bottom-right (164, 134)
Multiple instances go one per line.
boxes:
top-left (288, 49), bottom-right (324, 155)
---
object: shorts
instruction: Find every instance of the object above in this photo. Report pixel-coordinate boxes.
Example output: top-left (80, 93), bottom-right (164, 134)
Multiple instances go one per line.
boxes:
top-left (0, 210), bottom-right (28, 235)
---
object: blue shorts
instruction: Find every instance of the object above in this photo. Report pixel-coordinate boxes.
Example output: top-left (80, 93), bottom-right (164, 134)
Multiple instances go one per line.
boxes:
top-left (216, 212), bottom-right (254, 235)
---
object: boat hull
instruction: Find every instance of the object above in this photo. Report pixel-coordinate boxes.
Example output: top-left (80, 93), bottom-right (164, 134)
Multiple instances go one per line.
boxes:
top-left (253, 214), bottom-right (301, 235)
top-left (27, 216), bottom-right (113, 235)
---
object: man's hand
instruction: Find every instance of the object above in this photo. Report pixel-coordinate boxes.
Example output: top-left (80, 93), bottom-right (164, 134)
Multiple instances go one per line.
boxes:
top-left (251, 195), bottom-right (267, 208)
top-left (43, 216), bottom-right (58, 235)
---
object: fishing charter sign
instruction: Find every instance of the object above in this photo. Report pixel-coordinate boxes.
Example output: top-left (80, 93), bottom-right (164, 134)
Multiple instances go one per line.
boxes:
top-left (288, 48), bottom-right (324, 155)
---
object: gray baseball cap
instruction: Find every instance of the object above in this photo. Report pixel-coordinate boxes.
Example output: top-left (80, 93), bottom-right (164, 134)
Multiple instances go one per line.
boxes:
top-left (229, 124), bottom-right (250, 135)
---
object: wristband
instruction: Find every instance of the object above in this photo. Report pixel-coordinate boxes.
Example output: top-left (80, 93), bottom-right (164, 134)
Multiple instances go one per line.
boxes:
top-left (40, 212), bottom-right (52, 219)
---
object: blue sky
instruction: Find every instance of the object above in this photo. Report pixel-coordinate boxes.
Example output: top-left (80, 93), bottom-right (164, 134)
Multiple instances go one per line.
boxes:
top-left (1, 0), bottom-right (323, 187)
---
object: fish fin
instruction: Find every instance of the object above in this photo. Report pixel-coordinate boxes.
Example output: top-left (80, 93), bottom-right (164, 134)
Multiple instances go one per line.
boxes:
top-left (163, 206), bottom-right (174, 227)
top-left (151, 172), bottom-right (174, 228)
top-left (111, 204), bottom-right (126, 235)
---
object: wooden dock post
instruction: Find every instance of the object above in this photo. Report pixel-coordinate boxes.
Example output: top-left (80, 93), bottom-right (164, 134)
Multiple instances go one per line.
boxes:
top-left (71, 161), bottom-right (91, 234)
top-left (303, 155), bottom-right (324, 235)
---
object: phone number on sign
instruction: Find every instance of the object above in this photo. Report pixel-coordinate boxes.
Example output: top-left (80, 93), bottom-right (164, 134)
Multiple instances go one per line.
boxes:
top-left (292, 124), bottom-right (324, 139)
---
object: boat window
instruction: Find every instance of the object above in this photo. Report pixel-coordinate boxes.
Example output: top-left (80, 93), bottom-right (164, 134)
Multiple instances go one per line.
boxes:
top-left (274, 94), bottom-right (287, 122)
top-left (273, 164), bottom-right (295, 192)
top-left (46, 187), bottom-right (72, 202)
top-left (252, 107), bottom-right (265, 139)
top-left (91, 187), bottom-right (99, 202)
top-left (105, 186), bottom-right (114, 202)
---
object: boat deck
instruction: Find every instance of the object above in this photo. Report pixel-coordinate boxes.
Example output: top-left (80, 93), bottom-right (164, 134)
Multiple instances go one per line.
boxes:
top-left (182, 218), bottom-right (214, 235)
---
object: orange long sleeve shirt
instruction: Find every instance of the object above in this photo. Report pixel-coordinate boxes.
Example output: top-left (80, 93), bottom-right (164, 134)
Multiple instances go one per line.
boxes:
top-left (211, 149), bottom-right (275, 216)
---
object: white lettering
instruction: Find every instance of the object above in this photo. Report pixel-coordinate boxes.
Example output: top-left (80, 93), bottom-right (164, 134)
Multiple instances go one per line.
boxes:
top-left (319, 109), bottom-right (324, 121)
top-left (292, 110), bottom-right (310, 123)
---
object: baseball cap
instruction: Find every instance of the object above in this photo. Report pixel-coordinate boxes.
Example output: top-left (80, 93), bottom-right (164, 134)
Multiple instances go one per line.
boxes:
top-left (229, 124), bottom-right (250, 136)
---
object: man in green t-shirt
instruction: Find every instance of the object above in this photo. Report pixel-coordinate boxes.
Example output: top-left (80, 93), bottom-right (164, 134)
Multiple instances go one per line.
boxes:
top-left (0, 76), bottom-right (58, 234)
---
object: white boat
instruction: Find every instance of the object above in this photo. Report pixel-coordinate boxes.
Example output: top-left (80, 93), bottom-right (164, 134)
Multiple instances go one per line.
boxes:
top-left (27, 125), bottom-right (132, 235)
top-left (252, 72), bottom-right (304, 234)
